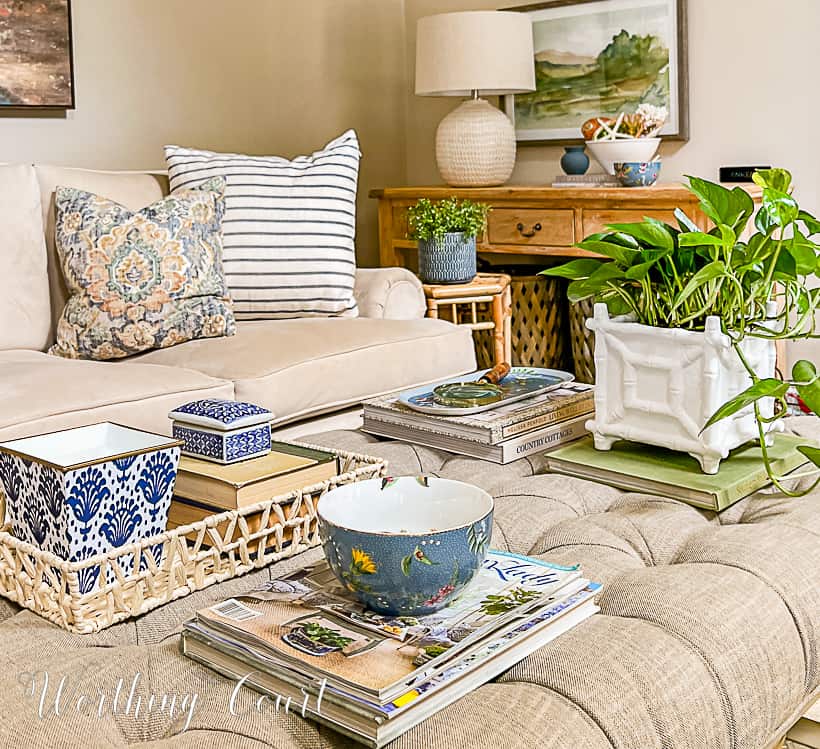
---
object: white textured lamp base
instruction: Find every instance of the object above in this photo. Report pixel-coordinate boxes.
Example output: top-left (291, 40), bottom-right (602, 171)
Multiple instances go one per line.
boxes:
top-left (435, 98), bottom-right (516, 187)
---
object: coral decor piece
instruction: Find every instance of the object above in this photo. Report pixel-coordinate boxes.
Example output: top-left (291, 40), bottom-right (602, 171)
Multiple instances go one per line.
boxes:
top-left (582, 105), bottom-right (668, 141)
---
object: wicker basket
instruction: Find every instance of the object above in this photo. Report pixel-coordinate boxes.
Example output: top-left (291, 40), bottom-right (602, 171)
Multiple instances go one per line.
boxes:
top-left (476, 274), bottom-right (566, 369)
top-left (0, 444), bottom-right (386, 634)
top-left (568, 298), bottom-right (596, 384)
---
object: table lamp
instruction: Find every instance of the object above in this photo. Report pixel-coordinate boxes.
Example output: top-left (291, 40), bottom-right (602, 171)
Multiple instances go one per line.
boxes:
top-left (415, 11), bottom-right (535, 187)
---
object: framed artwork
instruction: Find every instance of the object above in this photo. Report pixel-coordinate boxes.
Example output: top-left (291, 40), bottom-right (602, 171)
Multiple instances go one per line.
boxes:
top-left (0, 0), bottom-right (75, 109)
top-left (503, 0), bottom-right (687, 145)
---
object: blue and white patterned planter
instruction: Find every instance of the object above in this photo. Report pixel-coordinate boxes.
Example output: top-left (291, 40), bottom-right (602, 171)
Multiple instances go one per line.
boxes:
top-left (0, 423), bottom-right (181, 593)
top-left (417, 232), bottom-right (477, 285)
top-left (168, 399), bottom-right (273, 464)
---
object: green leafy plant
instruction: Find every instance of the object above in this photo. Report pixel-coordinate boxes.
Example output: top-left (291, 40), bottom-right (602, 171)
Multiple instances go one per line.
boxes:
top-left (407, 197), bottom-right (489, 242)
top-left (542, 168), bottom-right (820, 494)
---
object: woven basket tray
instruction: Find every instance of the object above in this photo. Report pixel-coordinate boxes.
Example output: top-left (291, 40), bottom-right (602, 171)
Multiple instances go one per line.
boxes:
top-left (0, 443), bottom-right (386, 634)
top-left (568, 298), bottom-right (596, 384)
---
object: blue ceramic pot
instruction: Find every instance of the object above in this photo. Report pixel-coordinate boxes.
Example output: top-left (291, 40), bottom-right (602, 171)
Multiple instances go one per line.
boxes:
top-left (561, 146), bottom-right (590, 175)
top-left (614, 160), bottom-right (662, 187)
top-left (317, 476), bottom-right (493, 615)
top-left (417, 232), bottom-right (476, 284)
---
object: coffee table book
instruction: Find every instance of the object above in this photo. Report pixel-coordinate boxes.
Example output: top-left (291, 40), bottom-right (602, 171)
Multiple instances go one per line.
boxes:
top-left (181, 552), bottom-right (598, 747)
top-left (363, 413), bottom-right (589, 464)
top-left (545, 433), bottom-right (812, 511)
top-left (173, 441), bottom-right (338, 510)
top-left (363, 382), bottom-right (593, 445)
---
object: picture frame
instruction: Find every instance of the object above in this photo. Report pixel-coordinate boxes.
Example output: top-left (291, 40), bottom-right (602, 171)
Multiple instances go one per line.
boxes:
top-left (502, 0), bottom-right (688, 145)
top-left (0, 0), bottom-right (76, 110)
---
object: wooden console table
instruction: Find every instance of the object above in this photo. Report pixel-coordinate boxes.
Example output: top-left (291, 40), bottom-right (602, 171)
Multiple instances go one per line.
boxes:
top-left (369, 184), bottom-right (763, 266)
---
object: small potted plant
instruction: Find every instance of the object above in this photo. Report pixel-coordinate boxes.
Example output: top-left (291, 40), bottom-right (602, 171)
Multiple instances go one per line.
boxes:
top-left (407, 197), bottom-right (489, 284)
top-left (543, 168), bottom-right (820, 481)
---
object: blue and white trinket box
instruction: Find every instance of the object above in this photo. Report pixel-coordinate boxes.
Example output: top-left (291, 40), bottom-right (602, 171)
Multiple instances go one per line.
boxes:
top-left (168, 399), bottom-right (273, 464)
top-left (0, 422), bottom-right (182, 592)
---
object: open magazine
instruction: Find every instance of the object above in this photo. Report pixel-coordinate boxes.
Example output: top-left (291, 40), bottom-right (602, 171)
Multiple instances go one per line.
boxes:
top-left (192, 550), bottom-right (582, 702)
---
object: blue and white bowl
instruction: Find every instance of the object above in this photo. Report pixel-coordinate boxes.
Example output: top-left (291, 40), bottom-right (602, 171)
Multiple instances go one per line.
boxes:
top-left (0, 422), bottom-right (181, 593)
top-left (614, 160), bottom-right (662, 187)
top-left (317, 476), bottom-right (493, 615)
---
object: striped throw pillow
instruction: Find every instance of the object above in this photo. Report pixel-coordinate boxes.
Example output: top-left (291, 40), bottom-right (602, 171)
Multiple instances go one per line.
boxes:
top-left (164, 130), bottom-right (360, 319)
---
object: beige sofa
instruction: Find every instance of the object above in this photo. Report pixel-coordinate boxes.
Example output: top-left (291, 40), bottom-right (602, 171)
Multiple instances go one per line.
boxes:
top-left (0, 164), bottom-right (476, 442)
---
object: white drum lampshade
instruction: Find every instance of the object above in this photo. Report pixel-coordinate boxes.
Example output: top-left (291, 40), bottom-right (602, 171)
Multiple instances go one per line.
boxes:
top-left (415, 11), bottom-right (535, 187)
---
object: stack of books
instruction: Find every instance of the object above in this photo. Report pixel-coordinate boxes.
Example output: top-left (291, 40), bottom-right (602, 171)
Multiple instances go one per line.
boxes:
top-left (181, 550), bottom-right (599, 747)
top-left (362, 382), bottom-right (594, 463)
top-left (545, 433), bottom-right (811, 511)
top-left (169, 441), bottom-right (339, 535)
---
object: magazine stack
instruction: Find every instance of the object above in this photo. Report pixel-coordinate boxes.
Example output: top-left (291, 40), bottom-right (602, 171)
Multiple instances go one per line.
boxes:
top-left (182, 550), bottom-right (599, 747)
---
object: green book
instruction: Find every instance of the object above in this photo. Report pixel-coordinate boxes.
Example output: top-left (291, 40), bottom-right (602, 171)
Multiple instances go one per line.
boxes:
top-left (544, 434), bottom-right (813, 511)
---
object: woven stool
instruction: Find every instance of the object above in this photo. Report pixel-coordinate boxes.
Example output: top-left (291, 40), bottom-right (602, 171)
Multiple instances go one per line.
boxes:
top-left (422, 273), bottom-right (512, 367)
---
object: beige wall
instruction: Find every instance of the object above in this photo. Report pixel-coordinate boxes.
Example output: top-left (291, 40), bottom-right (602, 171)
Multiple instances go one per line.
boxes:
top-left (404, 0), bottom-right (820, 217)
top-left (0, 0), bottom-right (408, 267)
top-left (3, 1), bottom-right (818, 266)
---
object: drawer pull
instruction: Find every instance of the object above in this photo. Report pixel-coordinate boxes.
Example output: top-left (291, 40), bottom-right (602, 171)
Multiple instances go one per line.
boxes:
top-left (516, 222), bottom-right (542, 238)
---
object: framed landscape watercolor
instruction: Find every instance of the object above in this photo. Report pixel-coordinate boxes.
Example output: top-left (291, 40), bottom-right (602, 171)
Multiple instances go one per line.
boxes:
top-left (503, 0), bottom-right (688, 145)
top-left (0, 0), bottom-right (75, 108)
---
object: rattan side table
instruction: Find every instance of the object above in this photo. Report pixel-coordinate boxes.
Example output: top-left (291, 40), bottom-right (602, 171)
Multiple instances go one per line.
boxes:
top-left (422, 273), bottom-right (512, 366)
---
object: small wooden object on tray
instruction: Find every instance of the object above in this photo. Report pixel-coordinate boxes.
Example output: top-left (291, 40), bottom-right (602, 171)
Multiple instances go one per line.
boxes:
top-left (0, 443), bottom-right (387, 634)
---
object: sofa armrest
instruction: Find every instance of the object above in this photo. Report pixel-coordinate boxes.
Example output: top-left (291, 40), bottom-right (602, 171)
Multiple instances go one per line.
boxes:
top-left (354, 267), bottom-right (427, 320)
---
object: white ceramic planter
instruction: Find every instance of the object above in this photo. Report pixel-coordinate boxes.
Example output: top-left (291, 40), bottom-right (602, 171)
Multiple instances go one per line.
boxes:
top-left (585, 303), bottom-right (780, 474)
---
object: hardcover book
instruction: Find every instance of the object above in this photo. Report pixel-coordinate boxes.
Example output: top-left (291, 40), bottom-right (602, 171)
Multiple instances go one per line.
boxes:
top-left (363, 413), bottom-right (589, 464)
top-left (545, 433), bottom-right (812, 511)
top-left (174, 441), bottom-right (338, 510)
top-left (362, 383), bottom-right (593, 445)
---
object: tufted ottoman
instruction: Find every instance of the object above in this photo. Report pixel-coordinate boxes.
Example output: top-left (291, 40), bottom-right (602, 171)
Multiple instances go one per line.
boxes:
top-left (0, 424), bottom-right (818, 749)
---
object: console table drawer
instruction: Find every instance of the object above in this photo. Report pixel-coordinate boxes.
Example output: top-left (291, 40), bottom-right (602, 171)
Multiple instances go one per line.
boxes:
top-left (583, 209), bottom-right (678, 237)
top-left (488, 209), bottom-right (575, 247)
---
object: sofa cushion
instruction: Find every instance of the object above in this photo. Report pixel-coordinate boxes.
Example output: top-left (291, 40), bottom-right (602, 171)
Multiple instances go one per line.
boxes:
top-left (0, 164), bottom-right (51, 351)
top-left (0, 350), bottom-right (233, 442)
top-left (50, 177), bottom-right (236, 360)
top-left (34, 166), bottom-right (168, 346)
top-left (133, 317), bottom-right (477, 424)
top-left (164, 131), bottom-right (361, 321)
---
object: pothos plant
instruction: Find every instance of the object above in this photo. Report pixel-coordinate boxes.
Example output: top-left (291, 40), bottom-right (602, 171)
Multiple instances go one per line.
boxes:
top-left (407, 197), bottom-right (490, 242)
top-left (542, 168), bottom-right (820, 495)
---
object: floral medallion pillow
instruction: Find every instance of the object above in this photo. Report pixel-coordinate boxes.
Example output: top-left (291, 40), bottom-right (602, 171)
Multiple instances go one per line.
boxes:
top-left (50, 177), bottom-right (236, 360)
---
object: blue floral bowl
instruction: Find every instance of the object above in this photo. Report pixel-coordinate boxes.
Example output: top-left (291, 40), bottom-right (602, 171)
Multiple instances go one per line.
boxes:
top-left (614, 160), bottom-right (662, 187)
top-left (317, 476), bottom-right (493, 615)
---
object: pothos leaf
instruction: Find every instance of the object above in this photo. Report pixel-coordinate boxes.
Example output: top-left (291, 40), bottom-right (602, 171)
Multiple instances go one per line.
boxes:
top-left (702, 378), bottom-right (789, 431)
top-left (540, 258), bottom-right (602, 280)
top-left (674, 207), bottom-right (700, 233)
top-left (792, 360), bottom-right (820, 414)
top-left (678, 231), bottom-right (724, 247)
top-left (797, 445), bottom-right (820, 469)
top-left (605, 221), bottom-right (674, 252)
top-left (671, 261), bottom-right (727, 312)
top-left (799, 210), bottom-right (820, 236)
